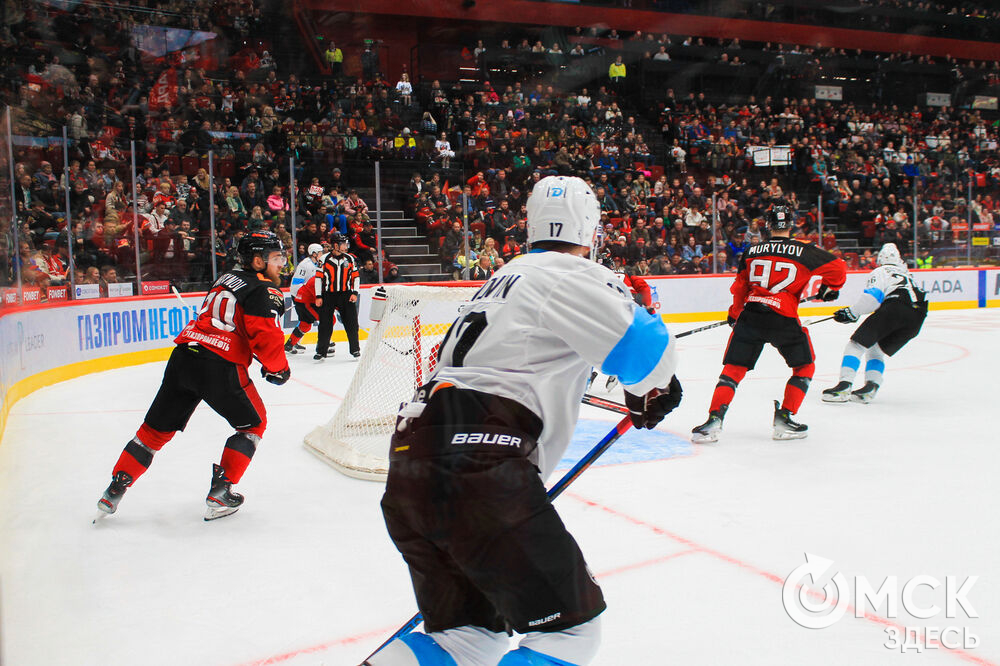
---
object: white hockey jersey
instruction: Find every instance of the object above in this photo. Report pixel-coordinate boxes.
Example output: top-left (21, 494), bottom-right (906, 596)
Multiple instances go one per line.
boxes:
top-left (430, 250), bottom-right (678, 481)
top-left (850, 264), bottom-right (926, 317)
top-left (289, 256), bottom-right (320, 298)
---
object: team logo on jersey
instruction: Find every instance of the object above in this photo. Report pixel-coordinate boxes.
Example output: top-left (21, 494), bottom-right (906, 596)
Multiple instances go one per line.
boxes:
top-left (267, 287), bottom-right (285, 310)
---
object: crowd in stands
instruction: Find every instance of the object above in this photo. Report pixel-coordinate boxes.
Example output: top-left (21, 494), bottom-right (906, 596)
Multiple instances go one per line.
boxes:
top-left (3, 2), bottom-right (1000, 296)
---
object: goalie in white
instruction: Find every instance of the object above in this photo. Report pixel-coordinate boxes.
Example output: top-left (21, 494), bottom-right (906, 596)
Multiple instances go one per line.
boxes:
top-left (369, 176), bottom-right (682, 666)
top-left (822, 243), bottom-right (928, 403)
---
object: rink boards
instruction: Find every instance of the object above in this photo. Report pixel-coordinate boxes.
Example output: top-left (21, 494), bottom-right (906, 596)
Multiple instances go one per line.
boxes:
top-left (0, 267), bottom-right (997, 438)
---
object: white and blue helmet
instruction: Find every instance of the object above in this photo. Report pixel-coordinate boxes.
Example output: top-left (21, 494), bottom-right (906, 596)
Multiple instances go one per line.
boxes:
top-left (526, 176), bottom-right (601, 248)
top-left (877, 242), bottom-right (903, 267)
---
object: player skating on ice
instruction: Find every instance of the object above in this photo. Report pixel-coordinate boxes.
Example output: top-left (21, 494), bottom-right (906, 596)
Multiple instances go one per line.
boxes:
top-left (822, 242), bottom-right (928, 404)
top-left (691, 205), bottom-right (846, 443)
top-left (95, 231), bottom-right (290, 522)
top-left (369, 176), bottom-right (682, 666)
top-left (285, 243), bottom-right (326, 354)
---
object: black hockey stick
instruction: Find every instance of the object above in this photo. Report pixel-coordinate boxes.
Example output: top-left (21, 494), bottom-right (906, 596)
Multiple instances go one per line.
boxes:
top-left (676, 295), bottom-right (828, 339)
top-left (362, 414), bottom-right (635, 662)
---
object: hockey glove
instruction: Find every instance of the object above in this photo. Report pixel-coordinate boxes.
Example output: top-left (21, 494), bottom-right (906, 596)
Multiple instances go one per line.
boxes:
top-left (646, 306), bottom-right (657, 316)
top-left (261, 367), bottom-right (291, 385)
top-left (727, 315), bottom-right (737, 327)
top-left (817, 284), bottom-right (840, 301)
top-left (624, 375), bottom-right (683, 430)
top-left (833, 307), bottom-right (858, 324)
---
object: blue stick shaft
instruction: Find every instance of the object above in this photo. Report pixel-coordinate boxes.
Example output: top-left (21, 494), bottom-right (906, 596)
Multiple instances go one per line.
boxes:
top-left (363, 415), bottom-right (634, 662)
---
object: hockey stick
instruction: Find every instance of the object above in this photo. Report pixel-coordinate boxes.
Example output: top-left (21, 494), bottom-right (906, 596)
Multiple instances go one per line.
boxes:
top-left (363, 415), bottom-right (635, 662)
top-left (803, 315), bottom-right (835, 327)
top-left (581, 393), bottom-right (628, 414)
top-left (676, 295), bottom-right (827, 339)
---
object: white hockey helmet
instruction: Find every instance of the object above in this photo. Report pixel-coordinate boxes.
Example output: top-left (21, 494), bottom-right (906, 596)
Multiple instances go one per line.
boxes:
top-left (877, 242), bottom-right (903, 267)
top-left (526, 176), bottom-right (601, 248)
top-left (307, 243), bottom-right (324, 257)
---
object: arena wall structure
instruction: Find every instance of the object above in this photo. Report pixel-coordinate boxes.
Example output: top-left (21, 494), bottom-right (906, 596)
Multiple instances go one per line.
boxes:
top-left (0, 267), bottom-right (995, 438)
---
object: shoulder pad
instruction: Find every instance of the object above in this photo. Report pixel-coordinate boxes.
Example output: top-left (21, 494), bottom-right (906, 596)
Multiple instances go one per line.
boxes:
top-left (267, 287), bottom-right (285, 310)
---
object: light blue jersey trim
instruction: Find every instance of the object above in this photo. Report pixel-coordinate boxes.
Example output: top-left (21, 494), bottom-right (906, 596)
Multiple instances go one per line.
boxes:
top-left (498, 646), bottom-right (579, 666)
top-left (864, 287), bottom-right (885, 303)
top-left (865, 359), bottom-right (885, 374)
top-left (841, 355), bottom-right (861, 371)
top-left (399, 633), bottom-right (458, 665)
top-left (528, 248), bottom-right (549, 253)
top-left (600, 308), bottom-right (670, 385)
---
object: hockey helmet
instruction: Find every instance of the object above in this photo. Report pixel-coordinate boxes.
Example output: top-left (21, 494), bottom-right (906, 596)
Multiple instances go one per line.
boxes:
top-left (307, 243), bottom-right (324, 257)
top-left (526, 176), bottom-right (601, 248)
top-left (330, 232), bottom-right (348, 246)
top-left (877, 242), bottom-right (903, 267)
top-left (766, 205), bottom-right (793, 231)
top-left (238, 230), bottom-right (283, 268)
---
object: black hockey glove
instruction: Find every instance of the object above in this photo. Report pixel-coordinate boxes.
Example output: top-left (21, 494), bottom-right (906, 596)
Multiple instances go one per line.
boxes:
top-left (624, 375), bottom-right (683, 430)
top-left (645, 306), bottom-right (657, 316)
top-left (817, 284), bottom-right (840, 301)
top-left (262, 367), bottom-right (291, 385)
top-left (727, 315), bottom-right (737, 327)
top-left (833, 307), bottom-right (858, 324)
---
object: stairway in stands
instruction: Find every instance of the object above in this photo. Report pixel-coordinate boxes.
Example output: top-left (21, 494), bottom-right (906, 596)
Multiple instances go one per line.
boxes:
top-left (369, 208), bottom-right (451, 282)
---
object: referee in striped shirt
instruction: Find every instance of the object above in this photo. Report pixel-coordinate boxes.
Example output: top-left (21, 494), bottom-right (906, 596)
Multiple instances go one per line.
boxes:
top-left (313, 232), bottom-right (361, 360)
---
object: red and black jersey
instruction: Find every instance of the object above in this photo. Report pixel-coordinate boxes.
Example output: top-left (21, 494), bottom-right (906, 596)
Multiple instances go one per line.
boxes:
top-left (729, 238), bottom-right (846, 320)
top-left (176, 270), bottom-right (289, 374)
top-left (315, 252), bottom-right (360, 295)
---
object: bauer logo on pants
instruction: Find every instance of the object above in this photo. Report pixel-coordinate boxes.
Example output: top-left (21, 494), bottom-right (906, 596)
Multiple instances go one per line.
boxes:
top-left (450, 432), bottom-right (522, 447)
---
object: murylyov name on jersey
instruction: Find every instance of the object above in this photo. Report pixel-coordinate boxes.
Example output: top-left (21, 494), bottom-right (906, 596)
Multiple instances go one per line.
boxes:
top-left (77, 305), bottom-right (196, 351)
top-left (746, 242), bottom-right (803, 257)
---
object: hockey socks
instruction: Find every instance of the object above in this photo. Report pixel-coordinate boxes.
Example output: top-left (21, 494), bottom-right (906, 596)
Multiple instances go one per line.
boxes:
top-left (112, 423), bottom-right (175, 481)
top-left (709, 364), bottom-right (747, 413)
top-left (839, 340), bottom-right (866, 382)
top-left (782, 363), bottom-right (814, 414)
top-left (287, 323), bottom-right (312, 347)
top-left (864, 344), bottom-right (886, 385)
top-left (218, 432), bottom-right (260, 484)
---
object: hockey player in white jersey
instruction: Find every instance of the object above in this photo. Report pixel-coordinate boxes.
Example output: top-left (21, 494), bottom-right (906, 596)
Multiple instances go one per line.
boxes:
top-left (822, 243), bottom-right (927, 403)
top-left (284, 243), bottom-right (325, 353)
top-left (369, 176), bottom-right (682, 666)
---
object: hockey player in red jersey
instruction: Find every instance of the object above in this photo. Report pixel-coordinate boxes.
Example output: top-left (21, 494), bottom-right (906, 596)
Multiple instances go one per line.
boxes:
top-left (692, 205), bottom-right (846, 442)
top-left (95, 231), bottom-right (291, 521)
top-left (616, 268), bottom-right (655, 314)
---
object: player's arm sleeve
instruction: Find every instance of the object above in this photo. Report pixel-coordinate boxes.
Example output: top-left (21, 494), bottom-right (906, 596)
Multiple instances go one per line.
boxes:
top-left (632, 276), bottom-right (652, 307)
top-left (728, 262), bottom-right (749, 320)
top-left (350, 257), bottom-right (360, 292)
top-left (243, 286), bottom-right (289, 373)
top-left (540, 270), bottom-right (677, 395)
top-left (815, 255), bottom-right (848, 290)
top-left (314, 265), bottom-right (325, 295)
top-left (851, 267), bottom-right (889, 316)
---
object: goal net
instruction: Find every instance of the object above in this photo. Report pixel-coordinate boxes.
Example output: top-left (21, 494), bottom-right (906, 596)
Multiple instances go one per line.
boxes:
top-left (304, 284), bottom-right (478, 480)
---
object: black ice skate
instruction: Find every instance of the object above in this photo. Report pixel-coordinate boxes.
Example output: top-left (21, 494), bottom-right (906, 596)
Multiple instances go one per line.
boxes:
top-left (284, 340), bottom-right (297, 354)
top-left (94, 471), bottom-right (133, 522)
top-left (821, 380), bottom-right (853, 403)
top-left (773, 400), bottom-right (808, 440)
top-left (605, 375), bottom-right (619, 392)
top-left (850, 381), bottom-right (879, 404)
top-left (295, 343), bottom-right (306, 351)
top-left (205, 464), bottom-right (244, 521)
top-left (691, 406), bottom-right (727, 444)
top-left (313, 352), bottom-right (327, 361)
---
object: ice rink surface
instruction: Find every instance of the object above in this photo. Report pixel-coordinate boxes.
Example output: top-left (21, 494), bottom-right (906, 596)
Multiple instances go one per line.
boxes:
top-left (1, 308), bottom-right (998, 666)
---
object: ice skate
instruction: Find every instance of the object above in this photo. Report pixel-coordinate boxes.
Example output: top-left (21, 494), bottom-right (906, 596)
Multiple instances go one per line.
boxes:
top-left (313, 352), bottom-right (327, 361)
top-left (284, 340), bottom-right (297, 354)
top-left (773, 400), bottom-right (808, 440)
top-left (351, 351), bottom-right (361, 358)
top-left (586, 370), bottom-right (598, 390)
top-left (205, 464), bottom-right (244, 521)
top-left (94, 471), bottom-right (133, 522)
top-left (850, 381), bottom-right (879, 404)
top-left (691, 407), bottom-right (726, 444)
top-left (605, 375), bottom-right (619, 392)
top-left (295, 343), bottom-right (306, 351)
top-left (821, 380), bottom-right (853, 403)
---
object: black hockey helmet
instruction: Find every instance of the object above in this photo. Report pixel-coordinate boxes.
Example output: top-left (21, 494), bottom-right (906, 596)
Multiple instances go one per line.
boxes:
top-left (330, 232), bottom-right (348, 246)
top-left (238, 230), bottom-right (283, 268)
top-left (767, 205), bottom-right (793, 231)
